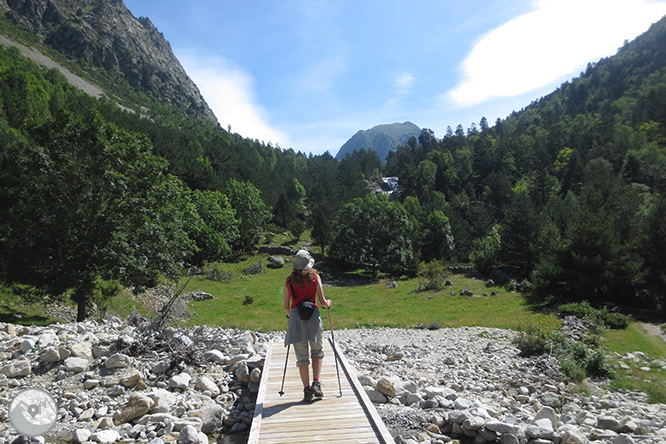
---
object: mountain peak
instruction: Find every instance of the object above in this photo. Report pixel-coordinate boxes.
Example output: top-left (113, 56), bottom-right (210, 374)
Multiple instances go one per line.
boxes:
top-left (335, 121), bottom-right (421, 162)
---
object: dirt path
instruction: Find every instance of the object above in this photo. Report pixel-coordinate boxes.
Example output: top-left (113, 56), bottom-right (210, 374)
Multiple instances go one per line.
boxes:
top-left (641, 322), bottom-right (666, 343)
top-left (0, 33), bottom-right (105, 98)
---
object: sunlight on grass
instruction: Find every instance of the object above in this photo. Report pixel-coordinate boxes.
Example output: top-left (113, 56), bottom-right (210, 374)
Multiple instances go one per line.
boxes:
top-left (604, 323), bottom-right (666, 359)
top-left (602, 322), bottom-right (666, 404)
top-left (181, 256), bottom-right (560, 332)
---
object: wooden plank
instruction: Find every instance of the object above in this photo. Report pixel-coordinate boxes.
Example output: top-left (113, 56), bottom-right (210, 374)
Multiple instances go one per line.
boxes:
top-left (249, 338), bottom-right (395, 444)
top-left (248, 339), bottom-right (273, 444)
top-left (330, 337), bottom-right (396, 444)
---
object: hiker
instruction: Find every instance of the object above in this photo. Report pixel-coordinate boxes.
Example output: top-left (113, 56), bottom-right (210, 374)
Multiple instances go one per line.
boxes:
top-left (284, 249), bottom-right (332, 402)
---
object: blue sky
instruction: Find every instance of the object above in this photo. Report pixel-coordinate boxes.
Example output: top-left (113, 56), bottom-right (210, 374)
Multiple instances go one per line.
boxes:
top-left (123, 0), bottom-right (666, 156)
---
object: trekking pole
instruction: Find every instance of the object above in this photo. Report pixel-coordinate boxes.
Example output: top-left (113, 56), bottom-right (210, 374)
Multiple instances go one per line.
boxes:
top-left (326, 302), bottom-right (343, 397)
top-left (278, 344), bottom-right (290, 396)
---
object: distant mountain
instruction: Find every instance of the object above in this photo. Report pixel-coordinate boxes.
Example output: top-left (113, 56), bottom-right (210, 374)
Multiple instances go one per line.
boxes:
top-left (335, 122), bottom-right (421, 162)
top-left (0, 0), bottom-right (216, 123)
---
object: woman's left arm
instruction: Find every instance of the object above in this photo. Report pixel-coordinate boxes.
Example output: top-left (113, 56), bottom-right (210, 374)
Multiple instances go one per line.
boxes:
top-left (284, 282), bottom-right (292, 317)
top-left (316, 275), bottom-right (331, 308)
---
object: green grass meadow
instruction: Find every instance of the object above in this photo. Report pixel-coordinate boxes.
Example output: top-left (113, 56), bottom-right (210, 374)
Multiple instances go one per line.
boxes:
top-left (179, 255), bottom-right (559, 332)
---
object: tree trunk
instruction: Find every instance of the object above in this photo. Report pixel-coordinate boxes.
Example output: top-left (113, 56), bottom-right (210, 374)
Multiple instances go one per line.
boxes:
top-left (73, 282), bottom-right (92, 322)
top-left (76, 299), bottom-right (87, 322)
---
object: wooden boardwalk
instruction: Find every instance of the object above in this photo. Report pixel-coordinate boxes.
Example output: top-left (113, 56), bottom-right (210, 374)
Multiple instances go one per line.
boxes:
top-left (249, 337), bottom-right (395, 444)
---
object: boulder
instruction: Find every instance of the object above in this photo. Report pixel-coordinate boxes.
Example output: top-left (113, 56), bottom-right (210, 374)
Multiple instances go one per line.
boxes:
top-left (376, 377), bottom-right (397, 397)
top-left (90, 429), bottom-right (121, 443)
top-left (105, 353), bottom-right (133, 369)
top-left (1, 359), bottom-right (31, 377)
top-left (113, 393), bottom-right (154, 425)
top-left (188, 290), bottom-right (214, 301)
top-left (195, 376), bottom-right (220, 397)
top-left (64, 357), bottom-right (89, 373)
top-left (177, 425), bottom-right (202, 444)
top-left (266, 256), bottom-right (284, 269)
top-left (170, 372), bottom-right (192, 389)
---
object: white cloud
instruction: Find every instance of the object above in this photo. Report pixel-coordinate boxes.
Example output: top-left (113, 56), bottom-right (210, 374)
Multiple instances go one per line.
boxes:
top-left (394, 72), bottom-right (415, 95)
top-left (447, 0), bottom-right (666, 107)
top-left (178, 51), bottom-right (289, 146)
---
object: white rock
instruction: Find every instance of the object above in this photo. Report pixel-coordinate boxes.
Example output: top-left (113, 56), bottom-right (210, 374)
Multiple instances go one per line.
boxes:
top-left (170, 372), bottom-right (192, 389)
top-left (37, 332), bottom-right (60, 347)
top-left (64, 357), bottom-right (89, 373)
top-left (203, 349), bottom-right (227, 363)
top-left (1, 359), bottom-right (31, 377)
top-left (195, 376), bottom-right (220, 397)
top-left (73, 429), bottom-right (92, 443)
top-left (40, 347), bottom-right (62, 363)
top-left (147, 389), bottom-right (178, 412)
top-left (533, 406), bottom-right (558, 429)
top-left (105, 353), bottom-right (132, 369)
top-left (70, 342), bottom-right (93, 359)
top-left (177, 425), bottom-right (201, 443)
top-left (21, 338), bottom-right (36, 353)
top-left (364, 386), bottom-right (387, 403)
top-left (90, 429), bottom-right (120, 443)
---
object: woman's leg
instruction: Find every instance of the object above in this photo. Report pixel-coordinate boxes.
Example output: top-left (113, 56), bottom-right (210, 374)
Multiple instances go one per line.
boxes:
top-left (312, 356), bottom-right (322, 381)
top-left (298, 363), bottom-right (310, 387)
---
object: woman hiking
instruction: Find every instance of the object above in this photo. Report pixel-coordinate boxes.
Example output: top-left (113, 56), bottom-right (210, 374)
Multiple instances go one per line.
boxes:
top-left (284, 249), bottom-right (332, 402)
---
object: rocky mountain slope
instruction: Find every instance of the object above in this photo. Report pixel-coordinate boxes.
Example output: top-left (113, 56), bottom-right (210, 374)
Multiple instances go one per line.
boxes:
top-left (0, 0), bottom-right (217, 123)
top-left (336, 121), bottom-right (421, 162)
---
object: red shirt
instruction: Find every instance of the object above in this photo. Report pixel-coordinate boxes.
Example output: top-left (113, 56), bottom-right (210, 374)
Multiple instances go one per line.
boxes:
top-left (287, 275), bottom-right (319, 309)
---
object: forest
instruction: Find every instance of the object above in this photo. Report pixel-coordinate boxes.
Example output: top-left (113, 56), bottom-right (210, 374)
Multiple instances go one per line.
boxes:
top-left (1, 16), bottom-right (666, 320)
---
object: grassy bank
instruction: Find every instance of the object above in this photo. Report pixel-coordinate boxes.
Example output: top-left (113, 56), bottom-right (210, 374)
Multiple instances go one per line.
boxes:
top-left (604, 322), bottom-right (666, 403)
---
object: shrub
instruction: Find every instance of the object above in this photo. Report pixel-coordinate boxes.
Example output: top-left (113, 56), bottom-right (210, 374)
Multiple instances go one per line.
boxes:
top-left (559, 357), bottom-right (587, 381)
top-left (203, 263), bottom-right (235, 282)
top-left (513, 329), bottom-right (549, 357)
top-left (558, 301), bottom-right (629, 330)
top-left (513, 326), bottom-right (615, 381)
top-left (417, 261), bottom-right (448, 292)
top-left (243, 261), bottom-right (264, 275)
top-left (242, 295), bottom-right (254, 305)
top-left (600, 311), bottom-right (629, 330)
top-left (427, 321), bottom-right (443, 331)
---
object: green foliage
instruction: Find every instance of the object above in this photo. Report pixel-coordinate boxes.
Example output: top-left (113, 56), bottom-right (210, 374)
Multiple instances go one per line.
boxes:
top-left (558, 301), bottom-right (629, 330)
top-left (4, 14), bottom-right (666, 319)
top-left (427, 321), bottom-right (443, 331)
top-left (513, 328), bottom-right (614, 381)
top-left (513, 328), bottom-right (549, 357)
top-left (202, 262), bottom-right (236, 282)
top-left (224, 179), bottom-right (271, 252)
top-left (421, 210), bottom-right (455, 262)
top-left (186, 189), bottom-right (239, 264)
top-left (417, 261), bottom-right (449, 292)
top-left (470, 224), bottom-right (502, 274)
top-left (0, 111), bottom-right (194, 320)
top-left (242, 295), bottom-right (254, 306)
top-left (288, 219), bottom-right (306, 241)
top-left (330, 194), bottom-right (414, 277)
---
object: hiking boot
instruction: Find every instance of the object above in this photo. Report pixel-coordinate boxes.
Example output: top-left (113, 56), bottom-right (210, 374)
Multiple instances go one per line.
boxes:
top-left (303, 387), bottom-right (314, 402)
top-left (312, 380), bottom-right (324, 398)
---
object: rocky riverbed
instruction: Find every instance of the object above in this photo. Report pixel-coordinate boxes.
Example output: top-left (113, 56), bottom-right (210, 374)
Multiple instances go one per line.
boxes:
top-left (0, 317), bottom-right (664, 444)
